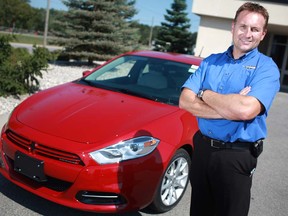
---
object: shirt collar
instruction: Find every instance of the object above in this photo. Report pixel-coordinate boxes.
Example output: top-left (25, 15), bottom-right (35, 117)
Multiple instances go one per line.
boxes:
top-left (226, 45), bottom-right (258, 61)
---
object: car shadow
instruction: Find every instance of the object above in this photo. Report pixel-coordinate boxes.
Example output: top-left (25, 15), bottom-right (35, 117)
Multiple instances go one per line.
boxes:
top-left (117, 130), bottom-right (164, 215)
top-left (0, 174), bottom-right (142, 216)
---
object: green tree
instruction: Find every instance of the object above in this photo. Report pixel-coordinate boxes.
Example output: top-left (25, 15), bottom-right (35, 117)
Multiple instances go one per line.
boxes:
top-left (52, 0), bottom-right (140, 63)
top-left (153, 0), bottom-right (194, 54)
top-left (0, 35), bottom-right (51, 96)
top-left (0, 0), bottom-right (33, 31)
top-left (129, 22), bottom-right (161, 49)
top-left (49, 9), bottom-right (67, 33)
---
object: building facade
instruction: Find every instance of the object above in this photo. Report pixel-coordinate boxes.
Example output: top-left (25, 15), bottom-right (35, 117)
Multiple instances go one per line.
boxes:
top-left (192, 0), bottom-right (288, 91)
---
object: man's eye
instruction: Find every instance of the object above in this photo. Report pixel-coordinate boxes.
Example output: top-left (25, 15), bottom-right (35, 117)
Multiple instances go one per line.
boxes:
top-left (251, 28), bottom-right (260, 32)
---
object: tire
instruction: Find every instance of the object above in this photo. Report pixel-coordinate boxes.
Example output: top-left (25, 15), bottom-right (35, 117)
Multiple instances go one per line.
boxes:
top-left (149, 148), bottom-right (191, 213)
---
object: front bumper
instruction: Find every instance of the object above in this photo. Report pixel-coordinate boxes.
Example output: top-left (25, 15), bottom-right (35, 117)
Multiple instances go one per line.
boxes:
top-left (0, 126), bottom-right (168, 213)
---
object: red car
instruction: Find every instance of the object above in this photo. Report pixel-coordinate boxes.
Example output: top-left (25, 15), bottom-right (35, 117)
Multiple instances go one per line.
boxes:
top-left (0, 50), bottom-right (201, 213)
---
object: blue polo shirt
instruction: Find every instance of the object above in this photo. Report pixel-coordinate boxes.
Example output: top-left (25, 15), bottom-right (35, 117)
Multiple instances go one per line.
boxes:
top-left (182, 46), bottom-right (280, 142)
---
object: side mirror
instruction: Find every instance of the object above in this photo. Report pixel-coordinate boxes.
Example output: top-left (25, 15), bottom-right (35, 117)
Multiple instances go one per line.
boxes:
top-left (82, 70), bottom-right (92, 77)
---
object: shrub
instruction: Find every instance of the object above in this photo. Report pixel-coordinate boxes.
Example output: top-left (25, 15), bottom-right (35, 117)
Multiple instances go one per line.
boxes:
top-left (0, 35), bottom-right (51, 96)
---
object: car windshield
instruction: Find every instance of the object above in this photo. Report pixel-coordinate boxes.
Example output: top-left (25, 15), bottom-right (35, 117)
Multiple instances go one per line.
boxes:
top-left (78, 55), bottom-right (197, 105)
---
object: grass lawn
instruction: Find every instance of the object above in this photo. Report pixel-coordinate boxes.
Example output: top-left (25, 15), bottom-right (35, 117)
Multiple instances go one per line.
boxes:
top-left (0, 32), bottom-right (50, 45)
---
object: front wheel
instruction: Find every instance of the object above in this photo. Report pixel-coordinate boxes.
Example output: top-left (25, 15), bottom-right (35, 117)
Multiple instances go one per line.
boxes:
top-left (149, 148), bottom-right (191, 213)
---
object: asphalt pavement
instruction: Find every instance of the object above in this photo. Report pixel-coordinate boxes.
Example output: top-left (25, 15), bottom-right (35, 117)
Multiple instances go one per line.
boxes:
top-left (0, 92), bottom-right (287, 216)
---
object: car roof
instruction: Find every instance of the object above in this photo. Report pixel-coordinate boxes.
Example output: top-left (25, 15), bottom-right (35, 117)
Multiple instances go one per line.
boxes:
top-left (123, 50), bottom-right (202, 66)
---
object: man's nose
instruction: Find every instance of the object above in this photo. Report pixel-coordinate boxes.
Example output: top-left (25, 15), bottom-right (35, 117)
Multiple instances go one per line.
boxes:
top-left (244, 28), bottom-right (252, 37)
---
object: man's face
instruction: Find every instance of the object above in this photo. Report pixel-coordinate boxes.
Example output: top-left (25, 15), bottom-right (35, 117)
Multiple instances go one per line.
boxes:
top-left (232, 10), bottom-right (267, 59)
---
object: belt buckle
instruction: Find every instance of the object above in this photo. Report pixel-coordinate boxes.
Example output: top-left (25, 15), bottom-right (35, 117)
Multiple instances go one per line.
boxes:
top-left (210, 139), bottom-right (220, 148)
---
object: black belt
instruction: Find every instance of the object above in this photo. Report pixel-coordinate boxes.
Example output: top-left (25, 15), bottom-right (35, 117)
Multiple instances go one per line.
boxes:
top-left (202, 135), bottom-right (253, 150)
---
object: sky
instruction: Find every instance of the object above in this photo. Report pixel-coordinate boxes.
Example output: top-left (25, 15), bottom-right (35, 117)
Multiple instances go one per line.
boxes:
top-left (29, 0), bottom-right (200, 32)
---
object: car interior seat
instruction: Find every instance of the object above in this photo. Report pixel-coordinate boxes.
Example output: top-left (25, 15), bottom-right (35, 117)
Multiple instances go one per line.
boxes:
top-left (138, 63), bottom-right (168, 89)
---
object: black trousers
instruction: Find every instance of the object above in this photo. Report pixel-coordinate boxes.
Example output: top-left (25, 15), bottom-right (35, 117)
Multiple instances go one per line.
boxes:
top-left (190, 131), bottom-right (258, 216)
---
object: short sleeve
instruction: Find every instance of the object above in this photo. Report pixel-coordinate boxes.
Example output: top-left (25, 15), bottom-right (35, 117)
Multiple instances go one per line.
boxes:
top-left (247, 56), bottom-right (280, 113)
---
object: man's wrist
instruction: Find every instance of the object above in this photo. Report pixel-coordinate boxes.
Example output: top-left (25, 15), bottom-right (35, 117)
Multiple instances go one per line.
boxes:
top-left (197, 89), bottom-right (207, 101)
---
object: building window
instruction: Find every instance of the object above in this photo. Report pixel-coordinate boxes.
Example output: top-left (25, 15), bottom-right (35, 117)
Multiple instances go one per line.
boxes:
top-left (270, 35), bottom-right (288, 90)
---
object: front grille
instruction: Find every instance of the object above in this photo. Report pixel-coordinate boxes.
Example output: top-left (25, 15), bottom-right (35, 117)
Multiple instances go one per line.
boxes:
top-left (6, 129), bottom-right (31, 150)
top-left (45, 176), bottom-right (73, 191)
top-left (6, 129), bottom-right (84, 165)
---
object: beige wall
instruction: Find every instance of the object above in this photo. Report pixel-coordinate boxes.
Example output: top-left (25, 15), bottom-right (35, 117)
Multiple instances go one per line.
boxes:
top-left (192, 0), bottom-right (243, 19)
top-left (192, 0), bottom-right (288, 57)
top-left (194, 17), bottom-right (232, 57)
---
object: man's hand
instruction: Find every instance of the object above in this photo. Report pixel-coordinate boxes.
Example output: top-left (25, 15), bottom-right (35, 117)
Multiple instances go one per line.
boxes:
top-left (179, 86), bottom-right (261, 121)
top-left (179, 88), bottom-right (223, 119)
top-left (202, 87), bottom-right (262, 120)
top-left (239, 86), bottom-right (251, 95)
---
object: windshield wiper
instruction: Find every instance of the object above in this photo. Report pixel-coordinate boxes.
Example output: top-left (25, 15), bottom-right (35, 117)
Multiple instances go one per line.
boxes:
top-left (78, 79), bottom-right (114, 90)
top-left (78, 78), bottom-right (95, 86)
top-left (117, 88), bottom-right (161, 102)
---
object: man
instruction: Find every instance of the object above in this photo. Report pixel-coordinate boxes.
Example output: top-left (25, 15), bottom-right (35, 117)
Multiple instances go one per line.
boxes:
top-left (179, 2), bottom-right (280, 216)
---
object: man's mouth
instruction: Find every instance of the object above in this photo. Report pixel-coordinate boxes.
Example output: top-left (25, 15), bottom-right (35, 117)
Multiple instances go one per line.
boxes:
top-left (240, 40), bottom-right (252, 45)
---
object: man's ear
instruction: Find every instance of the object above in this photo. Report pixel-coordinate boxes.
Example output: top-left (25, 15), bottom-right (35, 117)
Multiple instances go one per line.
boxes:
top-left (260, 29), bottom-right (267, 41)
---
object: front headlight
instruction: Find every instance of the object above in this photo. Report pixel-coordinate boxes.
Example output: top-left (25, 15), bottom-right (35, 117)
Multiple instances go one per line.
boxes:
top-left (89, 136), bottom-right (160, 164)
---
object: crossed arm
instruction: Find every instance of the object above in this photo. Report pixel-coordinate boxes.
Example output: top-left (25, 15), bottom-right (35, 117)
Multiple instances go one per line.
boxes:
top-left (179, 87), bottom-right (263, 121)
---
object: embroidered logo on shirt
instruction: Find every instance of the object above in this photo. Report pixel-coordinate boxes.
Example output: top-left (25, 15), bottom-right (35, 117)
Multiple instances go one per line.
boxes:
top-left (244, 65), bottom-right (256, 69)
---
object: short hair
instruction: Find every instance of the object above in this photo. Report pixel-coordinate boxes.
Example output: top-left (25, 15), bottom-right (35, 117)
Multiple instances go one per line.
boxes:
top-left (234, 2), bottom-right (269, 30)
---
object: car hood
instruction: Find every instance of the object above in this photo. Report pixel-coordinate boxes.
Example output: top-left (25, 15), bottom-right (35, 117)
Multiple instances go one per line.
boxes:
top-left (15, 82), bottom-right (178, 143)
